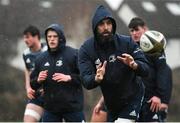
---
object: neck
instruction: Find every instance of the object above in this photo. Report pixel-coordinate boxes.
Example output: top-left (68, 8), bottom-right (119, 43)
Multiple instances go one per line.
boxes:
top-left (30, 40), bottom-right (41, 52)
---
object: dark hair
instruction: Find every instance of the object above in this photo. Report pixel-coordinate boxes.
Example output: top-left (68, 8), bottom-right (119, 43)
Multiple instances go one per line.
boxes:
top-left (23, 25), bottom-right (40, 39)
top-left (128, 17), bottom-right (147, 29)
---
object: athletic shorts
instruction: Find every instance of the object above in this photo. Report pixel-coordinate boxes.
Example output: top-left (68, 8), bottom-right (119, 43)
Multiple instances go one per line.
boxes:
top-left (27, 92), bottom-right (44, 107)
top-left (102, 103), bottom-right (108, 112)
top-left (107, 85), bottom-right (144, 122)
top-left (138, 99), bottom-right (168, 122)
top-left (42, 110), bottom-right (85, 122)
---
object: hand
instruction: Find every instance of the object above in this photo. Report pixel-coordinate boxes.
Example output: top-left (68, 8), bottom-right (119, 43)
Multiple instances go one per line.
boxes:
top-left (37, 70), bottom-right (48, 83)
top-left (95, 61), bottom-right (107, 83)
top-left (94, 102), bottom-right (103, 114)
top-left (160, 103), bottom-right (168, 111)
top-left (147, 96), bottom-right (161, 112)
top-left (39, 89), bottom-right (44, 96)
top-left (26, 87), bottom-right (35, 99)
top-left (52, 73), bottom-right (71, 82)
top-left (117, 53), bottom-right (138, 70)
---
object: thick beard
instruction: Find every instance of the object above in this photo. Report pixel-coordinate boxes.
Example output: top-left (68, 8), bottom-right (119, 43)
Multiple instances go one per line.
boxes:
top-left (96, 31), bottom-right (114, 47)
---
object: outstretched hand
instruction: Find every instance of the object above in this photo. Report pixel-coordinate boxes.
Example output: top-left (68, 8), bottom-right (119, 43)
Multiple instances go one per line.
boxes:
top-left (147, 96), bottom-right (161, 112)
top-left (117, 53), bottom-right (138, 70)
top-left (95, 61), bottom-right (107, 83)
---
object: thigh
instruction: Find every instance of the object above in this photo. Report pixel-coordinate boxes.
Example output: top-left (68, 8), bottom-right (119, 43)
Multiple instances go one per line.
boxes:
top-left (107, 88), bottom-right (144, 122)
top-left (28, 95), bottom-right (44, 107)
top-left (24, 103), bottom-right (44, 122)
top-left (91, 103), bottom-right (107, 122)
top-left (42, 110), bottom-right (62, 122)
top-left (63, 111), bottom-right (85, 122)
top-left (120, 90), bottom-right (144, 120)
top-left (91, 110), bottom-right (107, 122)
top-left (138, 102), bottom-right (160, 122)
top-left (158, 110), bottom-right (168, 122)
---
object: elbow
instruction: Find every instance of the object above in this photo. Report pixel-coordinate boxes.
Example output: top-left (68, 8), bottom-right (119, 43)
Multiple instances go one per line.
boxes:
top-left (81, 75), bottom-right (98, 90)
top-left (83, 84), bottom-right (95, 90)
top-left (82, 80), bottom-right (97, 90)
top-left (136, 63), bottom-right (150, 77)
top-left (142, 68), bottom-right (149, 77)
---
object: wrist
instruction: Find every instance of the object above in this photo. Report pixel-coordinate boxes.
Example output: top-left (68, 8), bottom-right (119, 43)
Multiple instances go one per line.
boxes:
top-left (37, 79), bottom-right (43, 84)
top-left (25, 85), bottom-right (31, 90)
top-left (67, 75), bottom-right (72, 81)
top-left (131, 61), bottom-right (138, 70)
top-left (95, 75), bottom-right (101, 83)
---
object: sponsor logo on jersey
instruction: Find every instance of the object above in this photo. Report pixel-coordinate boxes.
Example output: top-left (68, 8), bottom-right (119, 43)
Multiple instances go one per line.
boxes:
top-left (44, 62), bottom-right (50, 66)
top-left (109, 54), bottom-right (116, 62)
top-left (26, 58), bottom-right (31, 63)
top-left (152, 114), bottom-right (158, 119)
top-left (95, 58), bottom-right (101, 69)
top-left (129, 110), bottom-right (136, 116)
top-left (133, 47), bottom-right (142, 54)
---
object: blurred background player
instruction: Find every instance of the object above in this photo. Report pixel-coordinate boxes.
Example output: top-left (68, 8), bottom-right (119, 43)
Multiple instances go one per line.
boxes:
top-left (22, 25), bottom-right (47, 122)
top-left (128, 17), bottom-right (172, 122)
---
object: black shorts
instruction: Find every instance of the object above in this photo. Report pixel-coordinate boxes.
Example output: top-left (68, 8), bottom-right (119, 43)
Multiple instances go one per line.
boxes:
top-left (107, 85), bottom-right (145, 122)
top-left (42, 110), bottom-right (85, 122)
top-left (101, 103), bottom-right (108, 112)
top-left (138, 99), bottom-right (168, 122)
top-left (27, 92), bottom-right (44, 107)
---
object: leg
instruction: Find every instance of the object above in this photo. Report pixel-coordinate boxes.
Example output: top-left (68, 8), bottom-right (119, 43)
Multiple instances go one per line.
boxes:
top-left (24, 103), bottom-right (44, 122)
top-left (138, 100), bottom-right (161, 122)
top-left (110, 84), bottom-right (144, 122)
top-left (91, 103), bottom-right (107, 122)
top-left (24, 96), bottom-right (44, 122)
top-left (158, 110), bottom-right (168, 122)
top-left (91, 110), bottom-right (107, 122)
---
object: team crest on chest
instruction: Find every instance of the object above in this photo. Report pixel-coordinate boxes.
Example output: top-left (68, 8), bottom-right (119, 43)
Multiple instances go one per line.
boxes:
top-left (109, 54), bottom-right (116, 62)
top-left (56, 59), bottom-right (63, 67)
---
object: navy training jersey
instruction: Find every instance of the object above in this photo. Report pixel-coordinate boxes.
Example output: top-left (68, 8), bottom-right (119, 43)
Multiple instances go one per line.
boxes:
top-left (23, 43), bottom-right (47, 71)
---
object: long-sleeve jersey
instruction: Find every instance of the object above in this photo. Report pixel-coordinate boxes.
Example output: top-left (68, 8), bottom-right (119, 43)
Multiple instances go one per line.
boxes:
top-left (143, 52), bottom-right (172, 104)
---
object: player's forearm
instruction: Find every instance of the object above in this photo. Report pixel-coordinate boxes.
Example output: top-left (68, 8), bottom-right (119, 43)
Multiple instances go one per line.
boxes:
top-left (24, 70), bottom-right (31, 89)
top-left (98, 96), bottom-right (105, 105)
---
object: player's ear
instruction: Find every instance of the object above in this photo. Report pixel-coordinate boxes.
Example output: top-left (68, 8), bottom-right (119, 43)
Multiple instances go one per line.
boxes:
top-left (143, 26), bottom-right (148, 31)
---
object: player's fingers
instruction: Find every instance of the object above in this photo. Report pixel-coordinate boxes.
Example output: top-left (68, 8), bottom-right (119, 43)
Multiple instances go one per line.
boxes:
top-left (102, 61), bottom-right (107, 68)
top-left (150, 102), bottom-right (154, 112)
top-left (117, 56), bottom-right (125, 61)
top-left (122, 53), bottom-right (130, 57)
top-left (97, 63), bottom-right (102, 69)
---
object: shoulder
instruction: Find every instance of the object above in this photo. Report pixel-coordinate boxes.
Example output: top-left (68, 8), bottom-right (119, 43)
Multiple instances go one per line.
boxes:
top-left (41, 43), bottom-right (48, 52)
top-left (80, 37), bottom-right (94, 49)
top-left (23, 48), bottom-right (31, 56)
top-left (115, 34), bottom-right (138, 51)
top-left (115, 34), bottom-right (135, 47)
top-left (35, 51), bottom-right (48, 62)
top-left (79, 37), bottom-right (95, 55)
top-left (65, 46), bottom-right (78, 53)
top-left (116, 34), bottom-right (132, 43)
top-left (63, 46), bottom-right (78, 59)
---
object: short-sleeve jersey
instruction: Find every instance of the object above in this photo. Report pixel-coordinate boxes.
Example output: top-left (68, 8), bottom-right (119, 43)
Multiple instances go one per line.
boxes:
top-left (23, 43), bottom-right (47, 71)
